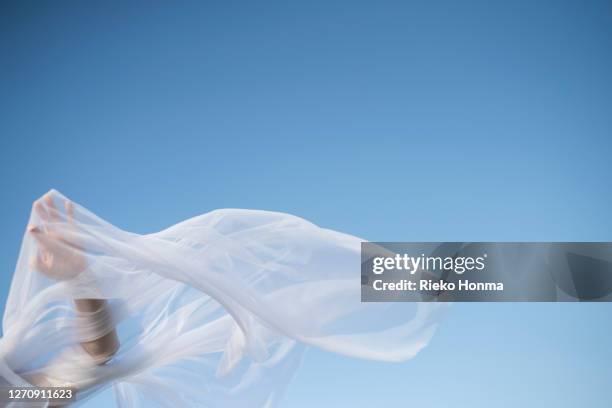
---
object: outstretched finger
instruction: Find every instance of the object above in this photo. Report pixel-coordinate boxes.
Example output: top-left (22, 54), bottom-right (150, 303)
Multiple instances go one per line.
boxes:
top-left (33, 200), bottom-right (52, 234)
top-left (34, 200), bottom-right (49, 223)
top-left (44, 193), bottom-right (63, 223)
top-left (65, 200), bottom-right (75, 224)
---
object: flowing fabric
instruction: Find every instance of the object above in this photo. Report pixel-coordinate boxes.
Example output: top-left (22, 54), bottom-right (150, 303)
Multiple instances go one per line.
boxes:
top-left (0, 190), bottom-right (443, 407)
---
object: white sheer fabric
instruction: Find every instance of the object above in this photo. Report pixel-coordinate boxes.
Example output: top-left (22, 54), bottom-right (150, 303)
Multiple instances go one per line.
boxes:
top-left (0, 190), bottom-right (443, 407)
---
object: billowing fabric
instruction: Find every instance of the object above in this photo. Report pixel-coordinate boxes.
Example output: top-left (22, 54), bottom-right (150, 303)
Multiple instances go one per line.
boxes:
top-left (0, 190), bottom-right (443, 407)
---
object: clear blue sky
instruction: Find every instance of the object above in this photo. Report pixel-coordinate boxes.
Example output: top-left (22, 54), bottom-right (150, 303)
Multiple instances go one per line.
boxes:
top-left (1, 1), bottom-right (611, 406)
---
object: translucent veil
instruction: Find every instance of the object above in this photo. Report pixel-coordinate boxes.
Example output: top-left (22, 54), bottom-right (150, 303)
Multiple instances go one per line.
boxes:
top-left (0, 190), bottom-right (443, 407)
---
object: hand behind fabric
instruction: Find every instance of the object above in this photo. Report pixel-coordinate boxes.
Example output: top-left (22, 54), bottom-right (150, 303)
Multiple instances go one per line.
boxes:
top-left (0, 189), bottom-right (442, 407)
top-left (28, 194), bottom-right (86, 280)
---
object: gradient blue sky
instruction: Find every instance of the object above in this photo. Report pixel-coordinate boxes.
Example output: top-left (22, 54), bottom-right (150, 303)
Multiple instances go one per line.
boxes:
top-left (1, 1), bottom-right (611, 406)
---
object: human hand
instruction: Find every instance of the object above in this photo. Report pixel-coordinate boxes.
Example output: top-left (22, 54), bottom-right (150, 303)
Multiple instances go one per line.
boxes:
top-left (28, 193), bottom-right (87, 280)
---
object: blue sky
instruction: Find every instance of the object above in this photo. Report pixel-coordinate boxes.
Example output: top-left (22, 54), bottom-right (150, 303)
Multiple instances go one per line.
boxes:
top-left (1, 1), bottom-right (611, 406)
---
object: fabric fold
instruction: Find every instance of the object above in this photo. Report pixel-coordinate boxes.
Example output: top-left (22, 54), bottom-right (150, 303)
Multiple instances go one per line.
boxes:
top-left (0, 190), bottom-right (443, 407)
